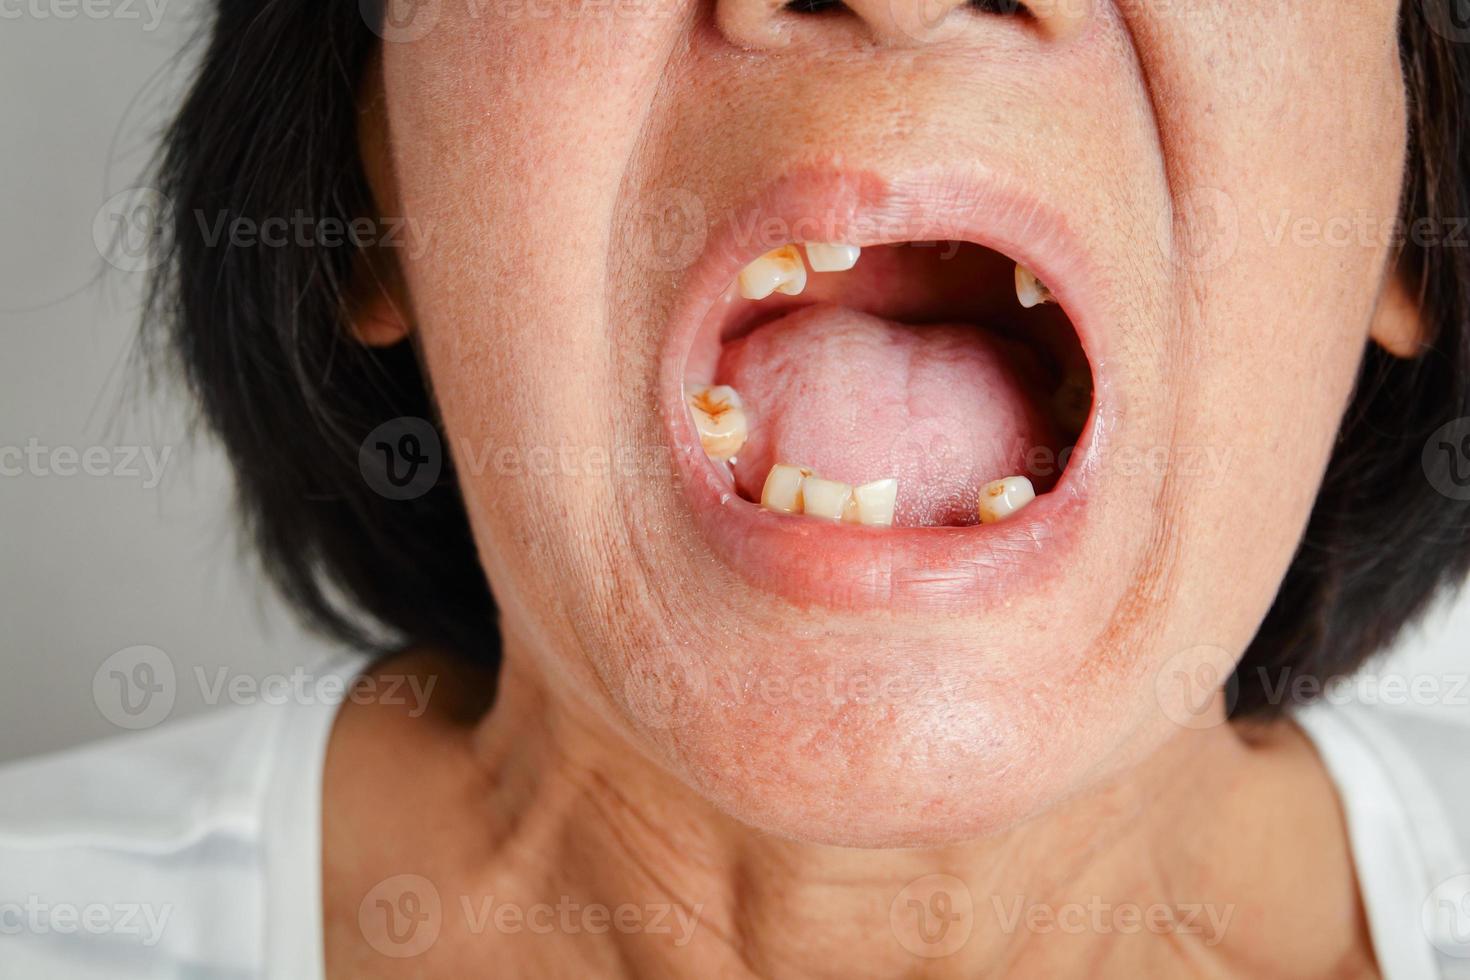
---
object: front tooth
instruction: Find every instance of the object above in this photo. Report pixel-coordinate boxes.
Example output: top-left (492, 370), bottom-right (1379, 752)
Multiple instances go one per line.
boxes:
top-left (977, 476), bottom-right (1036, 524)
top-left (1014, 263), bottom-right (1055, 309)
top-left (800, 476), bottom-right (853, 521)
top-left (761, 463), bottom-right (812, 514)
top-left (849, 478), bottom-right (898, 527)
top-left (738, 246), bottom-right (807, 300)
top-left (687, 384), bottom-right (748, 461)
top-left (804, 243), bottom-right (861, 273)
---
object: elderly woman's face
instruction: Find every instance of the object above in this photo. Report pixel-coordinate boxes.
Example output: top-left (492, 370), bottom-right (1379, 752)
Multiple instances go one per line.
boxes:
top-left (366, 0), bottom-right (1411, 844)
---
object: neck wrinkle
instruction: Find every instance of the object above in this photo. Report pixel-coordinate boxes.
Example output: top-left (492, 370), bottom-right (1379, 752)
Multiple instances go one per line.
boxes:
top-left (465, 638), bottom-right (1268, 978)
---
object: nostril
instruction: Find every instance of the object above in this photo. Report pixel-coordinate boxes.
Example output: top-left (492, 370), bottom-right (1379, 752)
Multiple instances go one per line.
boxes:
top-left (783, 0), bottom-right (846, 13)
top-left (968, 0), bottom-right (1027, 12)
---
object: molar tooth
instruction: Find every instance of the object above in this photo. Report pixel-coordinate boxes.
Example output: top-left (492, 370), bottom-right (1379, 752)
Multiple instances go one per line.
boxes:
top-left (687, 384), bottom-right (748, 461)
top-left (849, 478), bottom-right (898, 527)
top-left (1014, 263), bottom-right (1055, 309)
top-left (804, 243), bottom-right (861, 273)
top-left (761, 463), bottom-right (812, 514)
top-left (800, 476), bottom-right (853, 521)
top-left (977, 476), bottom-right (1036, 524)
top-left (738, 245), bottom-right (807, 300)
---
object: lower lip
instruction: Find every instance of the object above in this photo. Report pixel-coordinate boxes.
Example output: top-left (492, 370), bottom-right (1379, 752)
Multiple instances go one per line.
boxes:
top-left (658, 168), bottom-right (1109, 613)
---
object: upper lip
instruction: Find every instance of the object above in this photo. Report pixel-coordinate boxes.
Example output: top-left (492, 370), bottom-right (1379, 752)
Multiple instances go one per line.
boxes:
top-left (656, 162), bottom-right (1116, 612)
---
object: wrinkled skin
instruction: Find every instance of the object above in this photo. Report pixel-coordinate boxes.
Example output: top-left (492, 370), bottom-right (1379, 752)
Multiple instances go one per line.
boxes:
top-left (323, 0), bottom-right (1419, 975)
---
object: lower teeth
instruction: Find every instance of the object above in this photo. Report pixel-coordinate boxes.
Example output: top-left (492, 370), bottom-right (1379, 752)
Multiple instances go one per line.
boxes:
top-left (977, 476), bottom-right (1036, 524)
top-left (759, 465), bottom-right (898, 527)
top-left (756, 463), bottom-right (1037, 529)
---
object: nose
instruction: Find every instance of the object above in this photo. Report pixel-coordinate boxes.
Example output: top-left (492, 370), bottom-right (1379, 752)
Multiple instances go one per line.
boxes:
top-left (717, 0), bottom-right (1091, 50)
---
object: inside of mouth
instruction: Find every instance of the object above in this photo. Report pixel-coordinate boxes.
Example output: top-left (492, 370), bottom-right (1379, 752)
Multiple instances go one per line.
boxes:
top-left (686, 241), bottom-right (1091, 528)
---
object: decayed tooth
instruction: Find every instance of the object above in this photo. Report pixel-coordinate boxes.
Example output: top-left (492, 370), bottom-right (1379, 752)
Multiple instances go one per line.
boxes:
top-left (848, 478), bottom-right (898, 527)
top-left (801, 476), bottom-right (853, 521)
top-left (804, 243), bottom-right (861, 273)
top-left (761, 463), bottom-right (812, 514)
top-left (1014, 263), bottom-right (1055, 309)
top-left (687, 384), bottom-right (748, 461)
top-left (738, 245), bottom-right (807, 300)
top-left (977, 476), bottom-right (1036, 524)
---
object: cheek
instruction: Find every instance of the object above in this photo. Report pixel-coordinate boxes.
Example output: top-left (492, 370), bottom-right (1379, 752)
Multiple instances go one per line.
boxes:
top-left (1122, 2), bottom-right (1408, 658)
top-left (379, 11), bottom-right (683, 598)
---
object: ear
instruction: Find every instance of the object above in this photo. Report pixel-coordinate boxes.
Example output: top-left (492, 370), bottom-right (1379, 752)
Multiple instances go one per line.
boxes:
top-left (1369, 256), bottom-right (1426, 359)
top-left (347, 239), bottom-right (413, 348)
top-left (348, 52), bottom-right (413, 348)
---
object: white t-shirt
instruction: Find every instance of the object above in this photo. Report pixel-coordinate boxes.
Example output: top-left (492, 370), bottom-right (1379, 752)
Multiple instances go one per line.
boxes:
top-left (1, 655), bottom-right (1467, 979)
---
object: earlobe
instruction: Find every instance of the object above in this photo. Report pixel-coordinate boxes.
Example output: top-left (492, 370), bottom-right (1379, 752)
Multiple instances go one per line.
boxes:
top-left (1369, 260), bottom-right (1426, 358)
top-left (348, 248), bottom-right (413, 347)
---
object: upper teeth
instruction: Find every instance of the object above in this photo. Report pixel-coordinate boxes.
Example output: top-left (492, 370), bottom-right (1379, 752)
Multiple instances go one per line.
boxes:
top-left (759, 464), bottom-right (897, 527)
top-left (804, 242), bottom-right (861, 273)
top-left (977, 476), bottom-right (1036, 524)
top-left (687, 384), bottom-right (748, 461)
top-left (1014, 263), bottom-right (1055, 308)
top-left (736, 243), bottom-right (860, 299)
top-left (738, 246), bottom-right (808, 300)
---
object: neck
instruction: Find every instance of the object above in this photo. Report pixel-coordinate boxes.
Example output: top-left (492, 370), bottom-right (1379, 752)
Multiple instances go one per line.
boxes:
top-left (324, 643), bottom-right (1375, 979)
top-left (451, 639), bottom-right (1372, 979)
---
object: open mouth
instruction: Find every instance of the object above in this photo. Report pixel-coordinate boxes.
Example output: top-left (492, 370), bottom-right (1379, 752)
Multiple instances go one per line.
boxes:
top-left (657, 169), bottom-right (1108, 610)
top-left (683, 239), bottom-right (1091, 529)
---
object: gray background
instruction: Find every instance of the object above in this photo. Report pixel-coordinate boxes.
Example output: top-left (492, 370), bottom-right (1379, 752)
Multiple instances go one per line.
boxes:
top-left (1, 1), bottom-right (1465, 765)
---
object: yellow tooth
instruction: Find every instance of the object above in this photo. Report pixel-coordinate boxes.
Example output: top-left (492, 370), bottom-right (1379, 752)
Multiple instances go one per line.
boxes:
top-left (848, 478), bottom-right (898, 527)
top-left (804, 243), bottom-right (861, 273)
top-left (761, 463), bottom-right (812, 514)
top-left (687, 384), bottom-right (748, 461)
top-left (801, 476), bottom-right (853, 521)
top-left (1014, 263), bottom-right (1055, 309)
top-left (738, 245), bottom-right (807, 300)
top-left (977, 476), bottom-right (1037, 524)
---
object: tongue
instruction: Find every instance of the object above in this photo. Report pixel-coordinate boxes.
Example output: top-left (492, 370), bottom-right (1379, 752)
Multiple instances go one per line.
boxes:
top-left (718, 304), bottom-right (1057, 527)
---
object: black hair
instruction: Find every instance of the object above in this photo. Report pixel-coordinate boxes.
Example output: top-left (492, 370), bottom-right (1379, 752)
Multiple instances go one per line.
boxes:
top-left (146, 2), bottom-right (494, 659)
top-left (146, 0), bottom-right (1470, 716)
